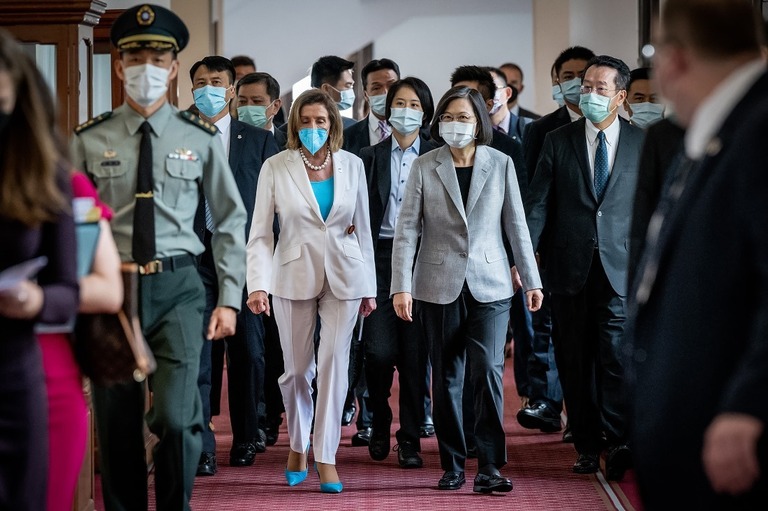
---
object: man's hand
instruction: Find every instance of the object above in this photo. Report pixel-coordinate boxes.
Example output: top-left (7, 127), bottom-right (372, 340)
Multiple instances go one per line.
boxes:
top-left (393, 292), bottom-right (413, 322)
top-left (703, 413), bottom-right (763, 495)
top-left (207, 306), bottom-right (237, 340)
top-left (247, 290), bottom-right (270, 316)
top-left (526, 289), bottom-right (544, 312)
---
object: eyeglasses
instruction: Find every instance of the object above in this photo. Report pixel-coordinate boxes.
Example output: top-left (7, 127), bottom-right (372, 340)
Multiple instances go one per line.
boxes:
top-left (579, 85), bottom-right (620, 96)
top-left (439, 113), bottom-right (475, 123)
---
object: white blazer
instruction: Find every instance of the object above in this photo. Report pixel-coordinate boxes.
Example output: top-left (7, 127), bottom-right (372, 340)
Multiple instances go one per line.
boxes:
top-left (247, 149), bottom-right (376, 301)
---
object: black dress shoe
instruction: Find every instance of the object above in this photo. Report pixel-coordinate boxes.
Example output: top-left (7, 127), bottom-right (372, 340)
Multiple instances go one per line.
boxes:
top-left (351, 426), bottom-right (372, 446)
top-left (253, 429), bottom-right (267, 453)
top-left (341, 403), bottom-right (356, 426)
top-left (516, 402), bottom-right (562, 432)
top-left (473, 473), bottom-right (514, 493)
top-left (573, 453), bottom-right (599, 474)
top-left (394, 441), bottom-right (423, 469)
top-left (437, 471), bottom-right (465, 490)
top-left (196, 451), bottom-right (217, 476)
top-left (368, 427), bottom-right (390, 461)
top-left (230, 442), bottom-right (257, 466)
top-left (265, 416), bottom-right (282, 446)
top-left (605, 444), bottom-right (632, 481)
top-left (419, 423), bottom-right (435, 438)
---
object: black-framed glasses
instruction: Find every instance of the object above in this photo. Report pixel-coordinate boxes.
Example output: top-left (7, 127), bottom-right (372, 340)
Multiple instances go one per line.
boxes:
top-left (579, 85), bottom-right (619, 96)
top-left (439, 113), bottom-right (475, 123)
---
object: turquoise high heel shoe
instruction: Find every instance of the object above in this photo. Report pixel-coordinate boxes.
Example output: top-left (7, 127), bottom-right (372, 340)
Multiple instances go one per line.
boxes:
top-left (315, 463), bottom-right (343, 493)
top-left (285, 443), bottom-right (310, 486)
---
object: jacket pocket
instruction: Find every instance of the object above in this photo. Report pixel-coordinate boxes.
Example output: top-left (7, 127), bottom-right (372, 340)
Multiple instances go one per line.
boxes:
top-left (417, 250), bottom-right (444, 265)
top-left (485, 247), bottom-right (506, 263)
top-left (278, 244), bottom-right (302, 265)
top-left (343, 243), bottom-right (363, 262)
top-left (164, 158), bottom-right (201, 207)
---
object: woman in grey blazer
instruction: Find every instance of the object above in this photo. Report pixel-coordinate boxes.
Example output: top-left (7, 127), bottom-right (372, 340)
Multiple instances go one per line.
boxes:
top-left (391, 86), bottom-right (543, 493)
top-left (246, 90), bottom-right (377, 493)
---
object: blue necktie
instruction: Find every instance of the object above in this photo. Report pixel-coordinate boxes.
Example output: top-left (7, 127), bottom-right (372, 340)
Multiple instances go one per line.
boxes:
top-left (594, 130), bottom-right (609, 201)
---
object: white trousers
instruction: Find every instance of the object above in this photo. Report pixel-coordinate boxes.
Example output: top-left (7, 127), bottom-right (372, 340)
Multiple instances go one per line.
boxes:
top-left (272, 278), bottom-right (360, 465)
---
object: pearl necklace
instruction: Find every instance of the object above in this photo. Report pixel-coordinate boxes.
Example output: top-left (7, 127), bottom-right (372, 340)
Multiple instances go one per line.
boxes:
top-left (299, 146), bottom-right (331, 171)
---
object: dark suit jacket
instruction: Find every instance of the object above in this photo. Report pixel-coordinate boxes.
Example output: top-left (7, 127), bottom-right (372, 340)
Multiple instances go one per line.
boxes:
top-left (627, 118), bottom-right (684, 287)
top-left (343, 116), bottom-right (371, 156)
top-left (359, 134), bottom-right (436, 246)
top-left (272, 126), bottom-right (287, 151)
top-left (628, 71), bottom-right (768, 510)
top-left (519, 106), bottom-right (541, 120)
top-left (523, 105), bottom-right (572, 184)
top-left (195, 119), bottom-right (280, 241)
top-left (490, 130), bottom-right (528, 201)
top-left (525, 117), bottom-right (645, 297)
top-left (504, 111), bottom-right (534, 145)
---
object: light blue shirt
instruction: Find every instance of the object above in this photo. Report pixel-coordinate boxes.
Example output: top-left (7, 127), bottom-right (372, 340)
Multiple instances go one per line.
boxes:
top-left (380, 136), bottom-right (420, 239)
top-left (310, 177), bottom-right (334, 221)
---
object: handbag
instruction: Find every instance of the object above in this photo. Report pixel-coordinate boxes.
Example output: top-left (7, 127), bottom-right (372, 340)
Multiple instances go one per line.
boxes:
top-left (74, 267), bottom-right (157, 387)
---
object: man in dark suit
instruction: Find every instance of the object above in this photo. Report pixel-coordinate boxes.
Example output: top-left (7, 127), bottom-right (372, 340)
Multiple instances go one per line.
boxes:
top-left (311, 55), bottom-right (358, 129)
top-left (526, 55), bottom-right (644, 481)
top-left (628, 1), bottom-right (768, 508)
top-left (189, 56), bottom-right (280, 475)
top-left (517, 46), bottom-right (595, 442)
top-left (359, 77), bottom-right (436, 469)
top-left (500, 62), bottom-right (540, 120)
top-left (235, 71), bottom-right (287, 150)
top-left (343, 58), bottom-right (401, 156)
top-left (486, 66), bottom-right (533, 144)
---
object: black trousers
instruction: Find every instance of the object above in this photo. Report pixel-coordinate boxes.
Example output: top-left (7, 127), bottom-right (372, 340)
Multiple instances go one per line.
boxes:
top-left (420, 286), bottom-right (511, 472)
top-left (551, 253), bottom-right (627, 454)
top-left (363, 239), bottom-right (427, 445)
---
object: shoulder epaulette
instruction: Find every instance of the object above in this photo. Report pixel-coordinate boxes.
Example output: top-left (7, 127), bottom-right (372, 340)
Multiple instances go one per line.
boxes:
top-left (180, 110), bottom-right (218, 135)
top-left (74, 111), bottom-right (112, 135)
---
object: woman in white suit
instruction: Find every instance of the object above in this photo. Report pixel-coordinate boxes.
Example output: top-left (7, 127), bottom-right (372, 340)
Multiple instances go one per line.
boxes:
top-left (246, 89), bottom-right (376, 493)
top-left (391, 86), bottom-right (543, 494)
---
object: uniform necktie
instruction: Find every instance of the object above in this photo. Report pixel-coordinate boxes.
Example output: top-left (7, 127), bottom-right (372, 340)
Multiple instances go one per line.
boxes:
top-left (594, 130), bottom-right (609, 201)
top-left (378, 119), bottom-right (391, 139)
top-left (132, 121), bottom-right (155, 265)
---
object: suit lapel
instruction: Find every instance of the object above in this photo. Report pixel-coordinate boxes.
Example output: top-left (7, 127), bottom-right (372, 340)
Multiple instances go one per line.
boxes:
top-left (326, 151), bottom-right (347, 221)
top-left (228, 120), bottom-right (244, 177)
top-left (285, 151), bottom-right (323, 222)
top-left (465, 146), bottom-right (491, 217)
top-left (569, 120), bottom-right (597, 201)
top-left (376, 142), bottom-right (391, 209)
top-left (434, 146), bottom-right (467, 223)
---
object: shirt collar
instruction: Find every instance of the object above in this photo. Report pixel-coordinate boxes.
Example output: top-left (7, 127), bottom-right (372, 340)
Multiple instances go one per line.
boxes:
top-left (585, 114), bottom-right (620, 146)
top-left (566, 104), bottom-right (583, 122)
top-left (685, 59), bottom-right (765, 160)
top-left (214, 113), bottom-right (232, 136)
top-left (391, 134), bottom-right (420, 154)
top-left (495, 110), bottom-right (511, 134)
top-left (123, 101), bottom-right (173, 136)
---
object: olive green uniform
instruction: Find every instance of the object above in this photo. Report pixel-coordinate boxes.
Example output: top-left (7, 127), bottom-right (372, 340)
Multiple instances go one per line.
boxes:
top-left (70, 102), bottom-right (246, 511)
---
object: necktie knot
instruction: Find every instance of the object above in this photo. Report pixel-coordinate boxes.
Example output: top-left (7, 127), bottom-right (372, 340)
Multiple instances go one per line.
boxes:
top-left (139, 121), bottom-right (152, 135)
top-left (597, 130), bottom-right (606, 142)
top-left (378, 119), bottom-right (390, 137)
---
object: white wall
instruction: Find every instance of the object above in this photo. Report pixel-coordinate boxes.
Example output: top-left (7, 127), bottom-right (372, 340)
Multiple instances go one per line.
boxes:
top-left (570, 0), bottom-right (640, 70)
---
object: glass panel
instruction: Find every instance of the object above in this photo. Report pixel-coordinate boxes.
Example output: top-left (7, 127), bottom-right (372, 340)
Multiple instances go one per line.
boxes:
top-left (21, 43), bottom-right (57, 104)
top-left (93, 53), bottom-right (112, 116)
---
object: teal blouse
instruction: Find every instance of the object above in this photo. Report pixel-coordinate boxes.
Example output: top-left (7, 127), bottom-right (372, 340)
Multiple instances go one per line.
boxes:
top-left (310, 177), bottom-right (334, 221)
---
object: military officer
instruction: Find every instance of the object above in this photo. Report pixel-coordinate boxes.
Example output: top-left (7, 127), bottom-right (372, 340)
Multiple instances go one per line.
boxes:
top-left (69, 5), bottom-right (247, 510)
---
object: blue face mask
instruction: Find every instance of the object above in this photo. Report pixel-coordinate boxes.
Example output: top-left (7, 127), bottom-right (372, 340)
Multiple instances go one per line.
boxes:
top-left (334, 87), bottom-right (355, 111)
top-left (629, 102), bottom-right (665, 129)
top-left (559, 77), bottom-right (582, 105)
top-left (579, 92), bottom-right (618, 124)
top-left (552, 84), bottom-right (566, 107)
top-left (388, 107), bottom-right (424, 135)
top-left (193, 85), bottom-right (229, 118)
top-left (368, 94), bottom-right (387, 117)
top-left (299, 127), bottom-right (329, 155)
top-left (237, 103), bottom-right (274, 129)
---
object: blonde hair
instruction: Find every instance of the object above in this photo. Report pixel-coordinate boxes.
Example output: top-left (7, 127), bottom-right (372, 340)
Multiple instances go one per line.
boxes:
top-left (286, 89), bottom-right (344, 153)
top-left (0, 29), bottom-right (66, 226)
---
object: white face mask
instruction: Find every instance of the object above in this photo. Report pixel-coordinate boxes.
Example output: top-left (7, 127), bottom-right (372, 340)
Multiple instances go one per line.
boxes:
top-left (439, 121), bottom-right (475, 149)
top-left (123, 63), bottom-right (170, 107)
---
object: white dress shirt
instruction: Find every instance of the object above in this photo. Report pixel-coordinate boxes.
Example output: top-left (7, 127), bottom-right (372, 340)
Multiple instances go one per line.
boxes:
top-left (213, 113), bottom-right (232, 157)
top-left (367, 114), bottom-right (390, 145)
top-left (585, 114), bottom-right (621, 180)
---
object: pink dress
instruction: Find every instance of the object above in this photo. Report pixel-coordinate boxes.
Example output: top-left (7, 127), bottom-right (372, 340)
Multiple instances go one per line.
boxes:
top-left (38, 172), bottom-right (113, 511)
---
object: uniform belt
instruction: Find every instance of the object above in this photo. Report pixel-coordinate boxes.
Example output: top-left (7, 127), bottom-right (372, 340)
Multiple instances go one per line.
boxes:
top-left (122, 254), bottom-right (196, 275)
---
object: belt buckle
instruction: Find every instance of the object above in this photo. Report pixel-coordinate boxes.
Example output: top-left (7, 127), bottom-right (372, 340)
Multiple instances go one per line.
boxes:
top-left (138, 260), bottom-right (163, 275)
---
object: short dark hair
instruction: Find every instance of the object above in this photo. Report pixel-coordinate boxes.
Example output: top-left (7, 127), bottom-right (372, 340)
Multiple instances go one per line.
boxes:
top-left (311, 55), bottom-right (354, 88)
top-left (361, 58), bottom-right (401, 89)
top-left (628, 67), bottom-right (651, 91)
top-left (554, 46), bottom-right (596, 76)
top-left (449, 65), bottom-right (496, 102)
top-left (661, 0), bottom-right (762, 58)
top-left (189, 55), bottom-right (235, 85)
top-left (500, 62), bottom-right (523, 82)
top-left (231, 55), bottom-right (256, 69)
top-left (584, 55), bottom-right (631, 90)
top-left (236, 71), bottom-right (280, 100)
top-left (384, 76), bottom-right (434, 129)
top-left (430, 86), bottom-right (493, 147)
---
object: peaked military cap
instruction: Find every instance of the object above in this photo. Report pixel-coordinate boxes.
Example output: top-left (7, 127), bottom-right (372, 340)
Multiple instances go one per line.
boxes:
top-left (110, 4), bottom-right (189, 53)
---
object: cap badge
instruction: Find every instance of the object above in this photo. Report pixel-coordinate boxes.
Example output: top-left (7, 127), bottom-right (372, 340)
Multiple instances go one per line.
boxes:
top-left (137, 5), bottom-right (155, 26)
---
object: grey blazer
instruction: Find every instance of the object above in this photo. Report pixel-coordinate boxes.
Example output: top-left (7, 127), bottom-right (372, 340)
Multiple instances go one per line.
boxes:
top-left (390, 144), bottom-right (541, 305)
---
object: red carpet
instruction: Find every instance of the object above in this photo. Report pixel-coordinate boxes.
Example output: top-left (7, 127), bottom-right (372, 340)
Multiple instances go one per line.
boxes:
top-left (96, 349), bottom-right (644, 510)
